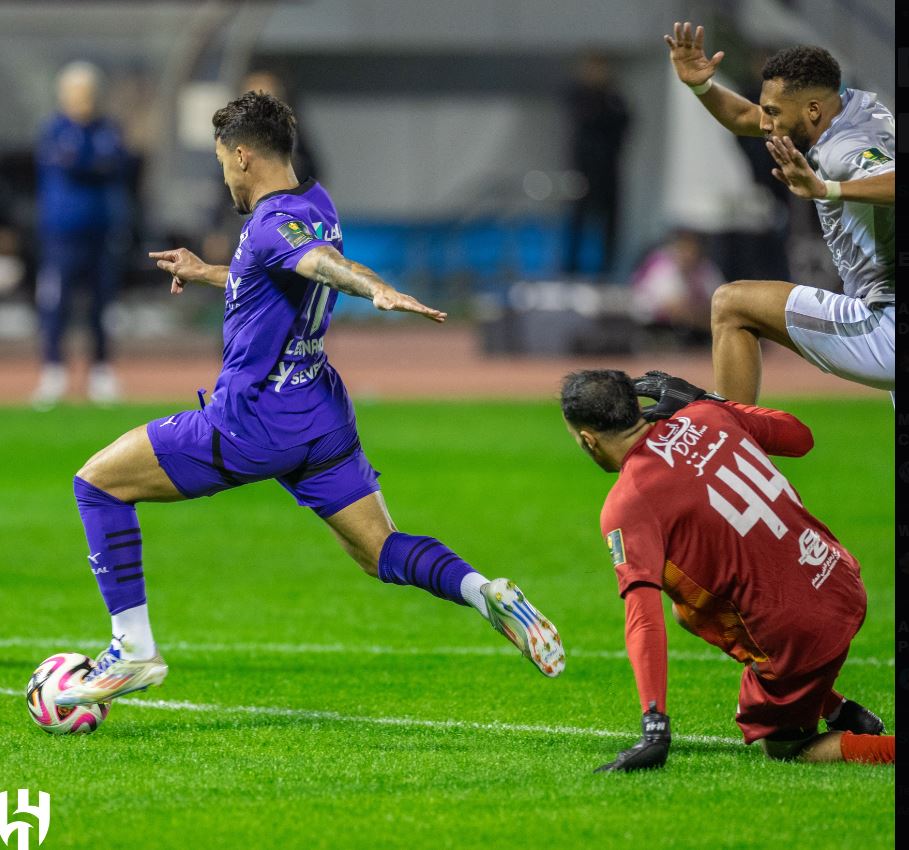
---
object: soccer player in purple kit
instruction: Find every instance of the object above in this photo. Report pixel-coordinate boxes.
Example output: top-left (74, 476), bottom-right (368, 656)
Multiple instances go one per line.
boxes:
top-left (57, 91), bottom-right (565, 708)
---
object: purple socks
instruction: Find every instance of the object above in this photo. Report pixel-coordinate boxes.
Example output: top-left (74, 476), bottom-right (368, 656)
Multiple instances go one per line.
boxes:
top-left (74, 483), bottom-right (478, 615)
top-left (377, 532), bottom-right (475, 605)
top-left (73, 476), bottom-right (146, 616)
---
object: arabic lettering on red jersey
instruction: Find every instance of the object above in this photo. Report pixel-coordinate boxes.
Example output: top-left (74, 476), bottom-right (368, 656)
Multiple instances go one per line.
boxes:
top-left (601, 401), bottom-right (866, 679)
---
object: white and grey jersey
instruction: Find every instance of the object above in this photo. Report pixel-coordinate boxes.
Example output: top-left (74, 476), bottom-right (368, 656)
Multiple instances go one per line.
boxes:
top-left (807, 88), bottom-right (894, 306)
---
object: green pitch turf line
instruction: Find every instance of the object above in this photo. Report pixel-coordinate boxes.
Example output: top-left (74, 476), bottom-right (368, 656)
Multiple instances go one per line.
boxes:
top-left (0, 687), bottom-right (741, 745)
top-left (0, 636), bottom-right (892, 666)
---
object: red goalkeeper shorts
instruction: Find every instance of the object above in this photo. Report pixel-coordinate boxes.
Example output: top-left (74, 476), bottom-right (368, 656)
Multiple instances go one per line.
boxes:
top-left (735, 648), bottom-right (849, 744)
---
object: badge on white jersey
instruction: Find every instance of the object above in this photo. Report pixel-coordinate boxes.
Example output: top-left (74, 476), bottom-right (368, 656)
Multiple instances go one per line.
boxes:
top-left (856, 146), bottom-right (892, 172)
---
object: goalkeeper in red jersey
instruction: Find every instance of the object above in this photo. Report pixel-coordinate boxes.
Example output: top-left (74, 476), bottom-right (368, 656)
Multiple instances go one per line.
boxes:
top-left (560, 369), bottom-right (893, 771)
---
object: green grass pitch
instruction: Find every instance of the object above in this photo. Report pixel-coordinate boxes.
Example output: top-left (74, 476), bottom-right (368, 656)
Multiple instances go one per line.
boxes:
top-left (0, 398), bottom-right (894, 849)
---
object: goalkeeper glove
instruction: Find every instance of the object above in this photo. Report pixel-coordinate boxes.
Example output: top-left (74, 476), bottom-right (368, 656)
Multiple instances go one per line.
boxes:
top-left (595, 702), bottom-right (671, 773)
top-left (632, 370), bottom-right (725, 422)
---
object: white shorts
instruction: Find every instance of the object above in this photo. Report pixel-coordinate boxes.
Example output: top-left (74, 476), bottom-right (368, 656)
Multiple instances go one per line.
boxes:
top-left (785, 286), bottom-right (894, 392)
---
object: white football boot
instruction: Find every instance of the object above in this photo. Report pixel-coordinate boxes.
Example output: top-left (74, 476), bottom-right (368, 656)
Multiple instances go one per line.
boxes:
top-left (31, 364), bottom-right (68, 410)
top-left (55, 637), bottom-right (168, 706)
top-left (87, 363), bottom-right (121, 404)
top-left (482, 578), bottom-right (565, 677)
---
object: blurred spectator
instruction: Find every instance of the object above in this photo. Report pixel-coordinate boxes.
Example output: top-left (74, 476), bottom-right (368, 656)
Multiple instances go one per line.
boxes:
top-left (563, 52), bottom-right (631, 276)
top-left (33, 61), bottom-right (130, 407)
top-left (630, 229), bottom-right (724, 346)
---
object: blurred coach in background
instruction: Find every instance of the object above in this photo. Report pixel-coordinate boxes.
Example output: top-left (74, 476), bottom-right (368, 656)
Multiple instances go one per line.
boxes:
top-left (33, 61), bottom-right (130, 407)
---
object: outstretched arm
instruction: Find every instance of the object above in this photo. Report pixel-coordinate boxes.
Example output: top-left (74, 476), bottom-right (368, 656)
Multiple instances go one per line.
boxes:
top-left (296, 244), bottom-right (447, 323)
top-left (664, 21), bottom-right (763, 137)
top-left (149, 248), bottom-right (228, 294)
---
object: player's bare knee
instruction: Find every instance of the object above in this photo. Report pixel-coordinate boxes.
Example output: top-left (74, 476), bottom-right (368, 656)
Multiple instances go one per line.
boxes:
top-left (75, 452), bottom-right (106, 487)
top-left (760, 739), bottom-right (798, 761)
top-left (760, 731), bottom-right (816, 761)
top-left (711, 282), bottom-right (747, 329)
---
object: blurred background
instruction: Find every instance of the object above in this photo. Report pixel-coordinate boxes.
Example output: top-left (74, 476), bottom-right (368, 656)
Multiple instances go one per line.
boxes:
top-left (0, 0), bottom-right (894, 404)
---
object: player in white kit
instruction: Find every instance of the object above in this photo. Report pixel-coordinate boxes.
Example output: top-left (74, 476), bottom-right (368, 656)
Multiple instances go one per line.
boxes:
top-left (664, 22), bottom-right (894, 403)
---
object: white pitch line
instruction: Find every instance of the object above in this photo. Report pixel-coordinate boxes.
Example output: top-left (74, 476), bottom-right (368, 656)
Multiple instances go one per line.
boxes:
top-left (0, 636), bottom-right (893, 666)
top-left (0, 686), bottom-right (741, 745)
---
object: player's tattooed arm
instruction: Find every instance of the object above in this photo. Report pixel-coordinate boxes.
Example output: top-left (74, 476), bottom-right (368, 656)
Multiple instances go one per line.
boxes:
top-left (149, 248), bottom-right (228, 294)
top-left (664, 21), bottom-right (763, 137)
top-left (296, 245), bottom-right (447, 323)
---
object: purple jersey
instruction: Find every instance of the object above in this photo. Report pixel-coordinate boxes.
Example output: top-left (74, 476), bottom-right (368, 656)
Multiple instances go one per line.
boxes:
top-left (204, 179), bottom-right (354, 450)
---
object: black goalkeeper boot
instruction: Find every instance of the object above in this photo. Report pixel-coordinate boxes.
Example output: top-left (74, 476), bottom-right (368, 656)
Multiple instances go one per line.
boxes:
top-left (826, 699), bottom-right (885, 735)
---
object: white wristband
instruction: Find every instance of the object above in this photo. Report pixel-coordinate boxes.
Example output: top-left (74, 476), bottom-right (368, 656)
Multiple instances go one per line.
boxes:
top-left (688, 79), bottom-right (713, 96)
top-left (823, 180), bottom-right (842, 201)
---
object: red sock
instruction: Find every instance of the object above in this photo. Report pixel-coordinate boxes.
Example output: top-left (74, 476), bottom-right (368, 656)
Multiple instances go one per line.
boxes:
top-left (839, 731), bottom-right (895, 764)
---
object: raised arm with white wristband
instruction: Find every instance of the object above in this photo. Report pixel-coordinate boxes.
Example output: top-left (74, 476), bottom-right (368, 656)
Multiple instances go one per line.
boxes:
top-left (663, 21), bottom-right (763, 136)
top-left (661, 20), bottom-right (894, 405)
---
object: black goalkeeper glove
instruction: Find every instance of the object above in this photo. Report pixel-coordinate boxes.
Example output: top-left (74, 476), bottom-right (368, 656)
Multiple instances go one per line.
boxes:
top-left (595, 702), bottom-right (671, 773)
top-left (632, 370), bottom-right (725, 422)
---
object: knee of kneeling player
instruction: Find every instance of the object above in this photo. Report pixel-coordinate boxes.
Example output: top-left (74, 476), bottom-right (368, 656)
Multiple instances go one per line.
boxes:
top-left (759, 731), bottom-right (816, 761)
top-left (710, 282), bottom-right (748, 329)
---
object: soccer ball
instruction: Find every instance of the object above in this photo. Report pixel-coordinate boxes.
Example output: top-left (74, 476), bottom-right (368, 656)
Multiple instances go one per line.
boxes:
top-left (25, 653), bottom-right (110, 734)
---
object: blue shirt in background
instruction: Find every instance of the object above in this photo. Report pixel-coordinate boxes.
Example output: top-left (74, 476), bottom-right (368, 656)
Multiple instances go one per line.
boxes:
top-left (36, 112), bottom-right (128, 235)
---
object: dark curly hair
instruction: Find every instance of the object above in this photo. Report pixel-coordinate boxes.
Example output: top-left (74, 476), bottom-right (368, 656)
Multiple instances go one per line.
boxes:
top-left (212, 90), bottom-right (296, 159)
top-left (560, 370), bottom-right (641, 433)
top-left (762, 45), bottom-right (841, 94)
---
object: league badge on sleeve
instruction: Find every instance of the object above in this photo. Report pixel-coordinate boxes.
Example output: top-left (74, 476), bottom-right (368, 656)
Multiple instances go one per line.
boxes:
top-left (605, 529), bottom-right (626, 567)
top-left (857, 147), bottom-right (892, 171)
top-left (278, 220), bottom-right (314, 248)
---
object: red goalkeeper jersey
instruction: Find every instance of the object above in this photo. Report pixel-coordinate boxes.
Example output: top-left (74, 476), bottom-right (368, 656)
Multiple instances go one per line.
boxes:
top-left (601, 401), bottom-right (866, 691)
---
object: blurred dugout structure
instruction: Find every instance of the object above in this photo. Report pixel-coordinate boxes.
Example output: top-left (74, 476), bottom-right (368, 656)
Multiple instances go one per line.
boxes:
top-left (0, 0), bottom-right (894, 383)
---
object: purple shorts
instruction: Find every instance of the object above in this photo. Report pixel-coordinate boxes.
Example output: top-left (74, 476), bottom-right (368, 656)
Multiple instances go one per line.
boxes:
top-left (147, 410), bottom-right (380, 518)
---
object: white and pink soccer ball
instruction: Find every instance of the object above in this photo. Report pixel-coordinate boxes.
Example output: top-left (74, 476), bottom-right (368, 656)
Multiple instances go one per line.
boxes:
top-left (26, 653), bottom-right (110, 734)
